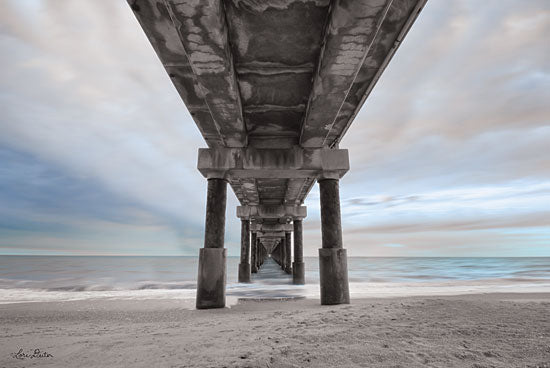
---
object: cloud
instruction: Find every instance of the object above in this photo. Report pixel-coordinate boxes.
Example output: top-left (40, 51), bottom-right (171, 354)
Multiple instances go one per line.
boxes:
top-left (302, 180), bottom-right (550, 256)
top-left (381, 243), bottom-right (405, 248)
top-left (0, 1), bottom-right (245, 255)
top-left (346, 212), bottom-right (550, 234)
top-left (341, 0), bottom-right (550, 189)
top-left (0, 0), bottom-right (549, 256)
top-left (0, 147), bottom-right (209, 255)
top-left (0, 2), bottom-right (216, 227)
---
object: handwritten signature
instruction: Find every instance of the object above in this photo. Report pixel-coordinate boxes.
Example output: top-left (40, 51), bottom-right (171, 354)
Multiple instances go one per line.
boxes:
top-left (11, 348), bottom-right (53, 360)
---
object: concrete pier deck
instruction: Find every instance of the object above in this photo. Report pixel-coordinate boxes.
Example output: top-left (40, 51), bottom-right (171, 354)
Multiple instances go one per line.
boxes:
top-left (129, 0), bottom-right (427, 308)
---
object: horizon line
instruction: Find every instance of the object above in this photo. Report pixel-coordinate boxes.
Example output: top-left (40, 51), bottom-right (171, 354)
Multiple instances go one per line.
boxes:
top-left (0, 254), bottom-right (548, 258)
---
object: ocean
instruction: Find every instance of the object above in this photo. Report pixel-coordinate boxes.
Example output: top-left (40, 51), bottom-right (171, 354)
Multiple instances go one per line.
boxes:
top-left (1, 256), bottom-right (549, 308)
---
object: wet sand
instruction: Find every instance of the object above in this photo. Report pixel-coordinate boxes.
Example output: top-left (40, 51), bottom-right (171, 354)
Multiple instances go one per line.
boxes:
top-left (1, 293), bottom-right (549, 367)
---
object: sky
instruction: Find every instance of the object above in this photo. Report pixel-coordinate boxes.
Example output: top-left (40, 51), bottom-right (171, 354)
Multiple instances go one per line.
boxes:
top-left (0, 1), bottom-right (549, 257)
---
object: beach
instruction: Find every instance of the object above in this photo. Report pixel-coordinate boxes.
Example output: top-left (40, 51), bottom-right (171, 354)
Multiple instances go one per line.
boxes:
top-left (1, 293), bottom-right (549, 368)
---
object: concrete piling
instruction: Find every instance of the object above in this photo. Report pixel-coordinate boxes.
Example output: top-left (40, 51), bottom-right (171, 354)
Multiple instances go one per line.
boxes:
top-left (238, 219), bottom-right (251, 283)
top-left (285, 231), bottom-right (292, 274)
top-left (318, 179), bottom-right (350, 305)
top-left (292, 219), bottom-right (305, 284)
top-left (251, 233), bottom-right (258, 273)
top-left (196, 179), bottom-right (227, 309)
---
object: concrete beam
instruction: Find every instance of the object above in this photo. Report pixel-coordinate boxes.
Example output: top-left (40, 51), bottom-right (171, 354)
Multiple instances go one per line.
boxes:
top-left (229, 177), bottom-right (260, 206)
top-left (128, 0), bottom-right (222, 147)
top-left (129, 0), bottom-right (247, 147)
top-left (250, 223), bottom-right (293, 233)
top-left (237, 205), bottom-right (307, 221)
top-left (166, 0), bottom-right (247, 147)
top-left (131, 0), bottom-right (426, 150)
top-left (300, 0), bottom-right (392, 148)
top-left (327, 0), bottom-right (428, 148)
top-left (198, 147), bottom-right (349, 180)
top-left (257, 231), bottom-right (286, 239)
top-left (300, 0), bottom-right (427, 148)
top-left (283, 177), bottom-right (315, 207)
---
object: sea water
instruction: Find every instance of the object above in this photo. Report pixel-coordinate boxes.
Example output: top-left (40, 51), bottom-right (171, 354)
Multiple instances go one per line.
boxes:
top-left (1, 256), bottom-right (549, 307)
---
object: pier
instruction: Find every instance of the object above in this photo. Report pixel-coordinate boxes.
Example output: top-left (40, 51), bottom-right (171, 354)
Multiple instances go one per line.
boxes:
top-left (129, 0), bottom-right (426, 309)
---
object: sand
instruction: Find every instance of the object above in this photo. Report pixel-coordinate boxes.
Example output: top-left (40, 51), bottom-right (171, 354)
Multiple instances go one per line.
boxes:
top-left (1, 293), bottom-right (549, 368)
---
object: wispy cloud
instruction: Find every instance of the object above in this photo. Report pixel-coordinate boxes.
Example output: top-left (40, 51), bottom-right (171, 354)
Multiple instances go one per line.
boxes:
top-left (1, 0), bottom-right (549, 256)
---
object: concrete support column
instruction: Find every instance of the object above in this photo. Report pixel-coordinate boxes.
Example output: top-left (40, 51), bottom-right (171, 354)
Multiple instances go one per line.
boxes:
top-left (292, 220), bottom-right (305, 284)
top-left (280, 241), bottom-right (284, 267)
top-left (318, 179), bottom-right (350, 305)
top-left (285, 231), bottom-right (292, 274)
top-left (196, 178), bottom-right (227, 309)
top-left (281, 237), bottom-right (286, 271)
top-left (238, 219), bottom-right (250, 283)
top-left (251, 232), bottom-right (258, 273)
top-left (256, 242), bottom-right (260, 270)
top-left (260, 244), bottom-right (264, 265)
top-left (271, 243), bottom-right (277, 264)
top-left (260, 244), bottom-right (265, 267)
top-left (260, 245), bottom-right (264, 266)
top-left (275, 243), bottom-right (281, 265)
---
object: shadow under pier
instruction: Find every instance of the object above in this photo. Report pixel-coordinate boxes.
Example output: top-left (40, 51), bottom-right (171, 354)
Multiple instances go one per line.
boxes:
top-left (253, 257), bottom-right (292, 285)
top-left (227, 258), bottom-right (306, 301)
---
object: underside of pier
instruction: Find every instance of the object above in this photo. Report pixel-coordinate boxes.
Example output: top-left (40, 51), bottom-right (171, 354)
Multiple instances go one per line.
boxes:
top-left (129, 0), bottom-right (426, 308)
